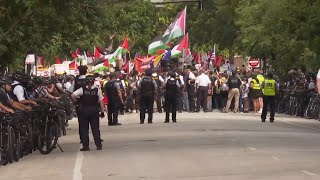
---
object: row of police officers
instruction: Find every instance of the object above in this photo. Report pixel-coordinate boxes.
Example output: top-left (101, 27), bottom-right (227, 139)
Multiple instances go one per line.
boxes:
top-left (71, 66), bottom-right (181, 151)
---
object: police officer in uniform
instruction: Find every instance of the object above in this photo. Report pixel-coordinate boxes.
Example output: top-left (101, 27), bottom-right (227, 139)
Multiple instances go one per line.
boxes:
top-left (139, 69), bottom-right (158, 124)
top-left (71, 76), bottom-right (105, 151)
top-left (105, 73), bottom-right (123, 126)
top-left (73, 66), bottom-right (88, 143)
top-left (164, 72), bottom-right (181, 123)
top-left (261, 72), bottom-right (279, 123)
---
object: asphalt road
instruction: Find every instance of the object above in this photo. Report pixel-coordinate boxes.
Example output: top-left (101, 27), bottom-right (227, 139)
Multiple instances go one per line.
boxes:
top-left (1, 111), bottom-right (320, 180)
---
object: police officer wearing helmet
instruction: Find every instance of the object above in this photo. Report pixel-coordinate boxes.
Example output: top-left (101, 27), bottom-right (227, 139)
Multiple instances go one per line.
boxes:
top-left (10, 71), bottom-right (37, 106)
top-left (104, 72), bottom-right (123, 126)
top-left (71, 75), bottom-right (105, 151)
top-left (139, 68), bottom-right (158, 124)
top-left (0, 76), bottom-right (15, 113)
top-left (164, 72), bottom-right (181, 123)
top-left (261, 72), bottom-right (279, 123)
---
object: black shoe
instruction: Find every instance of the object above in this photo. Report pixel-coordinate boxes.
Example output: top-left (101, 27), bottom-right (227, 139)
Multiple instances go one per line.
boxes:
top-left (148, 121), bottom-right (153, 124)
top-left (164, 120), bottom-right (169, 123)
top-left (114, 123), bottom-right (122, 126)
top-left (172, 120), bottom-right (177, 123)
top-left (140, 122), bottom-right (144, 124)
top-left (97, 146), bottom-right (102, 151)
top-left (262, 119), bottom-right (266, 122)
top-left (270, 119), bottom-right (274, 123)
top-left (80, 147), bottom-right (90, 151)
top-left (100, 139), bottom-right (104, 142)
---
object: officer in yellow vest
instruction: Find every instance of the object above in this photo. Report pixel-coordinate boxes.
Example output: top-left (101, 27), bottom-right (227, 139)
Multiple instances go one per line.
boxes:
top-left (250, 75), bottom-right (261, 113)
top-left (261, 72), bottom-right (279, 123)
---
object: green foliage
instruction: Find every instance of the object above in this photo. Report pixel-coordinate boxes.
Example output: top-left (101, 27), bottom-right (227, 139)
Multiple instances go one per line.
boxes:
top-left (1, 0), bottom-right (319, 75)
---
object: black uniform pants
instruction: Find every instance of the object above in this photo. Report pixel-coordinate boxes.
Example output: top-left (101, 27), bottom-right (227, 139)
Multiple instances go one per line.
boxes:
top-left (75, 106), bottom-right (82, 141)
top-left (107, 101), bottom-right (119, 125)
top-left (79, 107), bottom-right (101, 147)
top-left (197, 86), bottom-right (208, 111)
top-left (261, 96), bottom-right (276, 121)
top-left (187, 87), bottom-right (196, 112)
top-left (156, 89), bottom-right (163, 113)
top-left (140, 92), bottom-right (154, 123)
top-left (165, 96), bottom-right (177, 121)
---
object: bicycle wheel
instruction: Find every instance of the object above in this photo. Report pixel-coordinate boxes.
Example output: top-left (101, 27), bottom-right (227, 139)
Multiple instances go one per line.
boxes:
top-left (1, 128), bottom-right (11, 166)
top-left (38, 122), bottom-right (59, 155)
top-left (11, 129), bottom-right (21, 162)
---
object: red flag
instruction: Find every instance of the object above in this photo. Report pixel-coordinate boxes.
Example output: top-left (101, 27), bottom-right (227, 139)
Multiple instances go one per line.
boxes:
top-left (122, 61), bottom-right (129, 73)
top-left (70, 51), bottom-right (78, 59)
top-left (177, 33), bottom-right (189, 52)
top-left (121, 38), bottom-right (129, 51)
top-left (76, 48), bottom-right (82, 55)
top-left (56, 57), bottom-right (62, 64)
top-left (103, 59), bottom-right (109, 67)
top-left (194, 52), bottom-right (201, 64)
top-left (94, 47), bottom-right (103, 59)
top-left (69, 60), bottom-right (78, 69)
top-left (134, 56), bottom-right (156, 73)
top-left (215, 55), bottom-right (223, 67)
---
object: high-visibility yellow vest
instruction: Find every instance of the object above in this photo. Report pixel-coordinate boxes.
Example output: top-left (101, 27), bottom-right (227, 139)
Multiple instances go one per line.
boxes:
top-left (252, 79), bottom-right (261, 90)
top-left (263, 79), bottom-right (276, 96)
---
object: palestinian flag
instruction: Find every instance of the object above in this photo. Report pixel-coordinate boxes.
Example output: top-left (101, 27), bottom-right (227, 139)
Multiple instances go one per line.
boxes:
top-left (171, 33), bottom-right (189, 58)
top-left (109, 38), bottom-right (129, 65)
top-left (148, 7), bottom-right (186, 54)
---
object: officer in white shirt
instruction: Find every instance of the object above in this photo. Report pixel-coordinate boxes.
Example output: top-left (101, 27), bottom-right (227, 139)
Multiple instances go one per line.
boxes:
top-left (195, 69), bottom-right (211, 112)
top-left (317, 69), bottom-right (320, 94)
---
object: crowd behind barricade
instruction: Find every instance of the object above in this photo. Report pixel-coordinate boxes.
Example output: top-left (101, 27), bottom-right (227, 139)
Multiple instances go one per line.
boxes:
top-left (0, 65), bottom-right (319, 160)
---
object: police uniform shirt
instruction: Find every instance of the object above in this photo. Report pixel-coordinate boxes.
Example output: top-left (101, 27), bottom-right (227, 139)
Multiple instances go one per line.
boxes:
top-left (73, 86), bottom-right (104, 102)
top-left (165, 78), bottom-right (182, 88)
top-left (11, 81), bottom-right (27, 102)
top-left (195, 73), bottom-right (211, 87)
top-left (138, 78), bottom-right (158, 89)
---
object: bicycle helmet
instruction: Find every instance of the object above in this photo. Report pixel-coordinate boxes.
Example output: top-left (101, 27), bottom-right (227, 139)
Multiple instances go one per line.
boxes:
top-left (13, 71), bottom-right (25, 81)
top-left (32, 76), bottom-right (43, 85)
top-left (0, 76), bottom-right (13, 85)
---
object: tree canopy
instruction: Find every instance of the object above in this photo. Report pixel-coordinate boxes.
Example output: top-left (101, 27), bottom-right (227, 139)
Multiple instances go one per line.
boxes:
top-left (1, 0), bottom-right (319, 75)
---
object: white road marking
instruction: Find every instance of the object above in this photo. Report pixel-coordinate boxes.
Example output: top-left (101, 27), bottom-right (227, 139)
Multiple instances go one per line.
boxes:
top-left (301, 170), bottom-right (317, 176)
top-left (73, 147), bottom-right (84, 180)
top-left (281, 121), bottom-right (320, 131)
top-left (247, 147), bottom-right (256, 151)
top-left (272, 156), bottom-right (280, 160)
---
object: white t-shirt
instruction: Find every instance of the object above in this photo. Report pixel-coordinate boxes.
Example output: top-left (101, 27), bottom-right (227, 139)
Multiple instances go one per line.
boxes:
top-left (12, 81), bottom-right (26, 102)
top-left (317, 69), bottom-right (320, 79)
top-left (196, 73), bottom-right (211, 87)
top-left (189, 72), bottom-right (196, 80)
